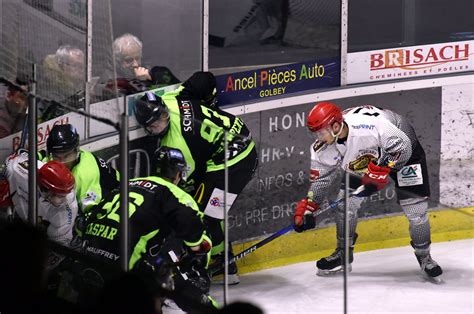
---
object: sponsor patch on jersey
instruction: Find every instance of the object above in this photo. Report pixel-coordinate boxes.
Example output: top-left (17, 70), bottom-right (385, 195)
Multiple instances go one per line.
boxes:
top-left (85, 245), bottom-right (120, 260)
top-left (204, 188), bottom-right (238, 219)
top-left (66, 204), bottom-right (73, 225)
top-left (351, 124), bottom-right (375, 130)
top-left (129, 180), bottom-right (158, 191)
top-left (83, 191), bottom-right (98, 204)
top-left (180, 100), bottom-right (194, 132)
top-left (348, 154), bottom-right (377, 173)
top-left (313, 141), bottom-right (327, 153)
top-left (397, 163), bottom-right (423, 186)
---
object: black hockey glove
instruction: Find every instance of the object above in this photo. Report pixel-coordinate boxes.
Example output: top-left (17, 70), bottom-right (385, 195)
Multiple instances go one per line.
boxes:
top-left (134, 255), bottom-right (175, 291)
top-left (179, 239), bottom-right (211, 274)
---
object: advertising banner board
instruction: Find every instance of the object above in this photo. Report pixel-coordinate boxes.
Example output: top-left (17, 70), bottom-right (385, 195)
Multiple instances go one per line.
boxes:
top-left (216, 58), bottom-right (341, 106)
top-left (347, 41), bottom-right (473, 84)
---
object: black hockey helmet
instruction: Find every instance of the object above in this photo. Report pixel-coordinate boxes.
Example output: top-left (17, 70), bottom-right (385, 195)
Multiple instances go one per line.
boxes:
top-left (134, 91), bottom-right (170, 136)
top-left (47, 124), bottom-right (80, 154)
top-left (154, 146), bottom-right (188, 181)
top-left (181, 71), bottom-right (217, 107)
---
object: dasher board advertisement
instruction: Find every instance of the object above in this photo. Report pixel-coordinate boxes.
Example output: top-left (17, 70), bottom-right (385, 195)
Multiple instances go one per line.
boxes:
top-left (347, 41), bottom-right (473, 84)
top-left (215, 58), bottom-right (340, 107)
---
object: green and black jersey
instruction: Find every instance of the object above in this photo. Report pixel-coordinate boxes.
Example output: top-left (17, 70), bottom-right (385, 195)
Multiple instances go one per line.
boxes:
top-left (82, 176), bottom-right (209, 270)
top-left (159, 87), bottom-right (255, 193)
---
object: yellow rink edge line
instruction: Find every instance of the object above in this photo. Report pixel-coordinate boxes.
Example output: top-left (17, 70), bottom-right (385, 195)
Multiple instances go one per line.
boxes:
top-left (233, 207), bottom-right (474, 274)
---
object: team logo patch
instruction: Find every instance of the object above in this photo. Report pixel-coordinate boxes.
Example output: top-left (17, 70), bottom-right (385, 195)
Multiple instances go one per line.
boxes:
top-left (397, 163), bottom-right (423, 186)
top-left (348, 154), bottom-right (377, 173)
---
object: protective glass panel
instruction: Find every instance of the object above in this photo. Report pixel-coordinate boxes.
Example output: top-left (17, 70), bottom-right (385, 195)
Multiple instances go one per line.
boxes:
top-left (209, 0), bottom-right (341, 75)
top-left (348, 0), bottom-right (474, 52)
top-left (103, 0), bottom-right (202, 92)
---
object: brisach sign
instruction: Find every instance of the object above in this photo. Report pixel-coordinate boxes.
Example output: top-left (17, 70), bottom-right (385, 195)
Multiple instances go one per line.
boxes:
top-left (347, 41), bottom-right (473, 83)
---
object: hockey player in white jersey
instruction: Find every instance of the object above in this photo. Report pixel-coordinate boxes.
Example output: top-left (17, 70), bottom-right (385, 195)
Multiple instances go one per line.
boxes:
top-left (293, 102), bottom-right (442, 279)
top-left (0, 151), bottom-right (78, 247)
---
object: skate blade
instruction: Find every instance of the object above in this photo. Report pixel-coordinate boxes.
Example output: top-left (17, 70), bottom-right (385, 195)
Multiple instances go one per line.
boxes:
top-left (211, 274), bottom-right (240, 285)
top-left (422, 273), bottom-right (444, 284)
top-left (317, 264), bottom-right (352, 277)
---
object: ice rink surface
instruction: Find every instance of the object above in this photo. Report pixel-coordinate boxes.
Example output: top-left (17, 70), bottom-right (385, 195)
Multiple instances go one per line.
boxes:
top-left (205, 239), bottom-right (473, 313)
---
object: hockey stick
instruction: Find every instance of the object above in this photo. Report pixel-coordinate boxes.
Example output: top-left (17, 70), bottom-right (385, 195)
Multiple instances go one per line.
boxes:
top-left (212, 2), bottom-right (262, 47)
top-left (210, 185), bottom-right (366, 274)
top-left (232, 3), bottom-right (261, 33)
top-left (18, 106), bottom-right (29, 151)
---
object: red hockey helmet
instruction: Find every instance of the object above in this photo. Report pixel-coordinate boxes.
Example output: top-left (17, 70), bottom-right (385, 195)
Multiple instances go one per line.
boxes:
top-left (38, 160), bottom-right (75, 195)
top-left (307, 102), bottom-right (343, 132)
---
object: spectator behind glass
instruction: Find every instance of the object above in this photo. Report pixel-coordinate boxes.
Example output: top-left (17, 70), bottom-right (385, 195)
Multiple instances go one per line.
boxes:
top-left (55, 45), bottom-right (85, 83)
top-left (113, 33), bottom-right (144, 79)
top-left (38, 45), bottom-right (86, 122)
top-left (0, 80), bottom-right (28, 139)
top-left (100, 33), bottom-right (180, 100)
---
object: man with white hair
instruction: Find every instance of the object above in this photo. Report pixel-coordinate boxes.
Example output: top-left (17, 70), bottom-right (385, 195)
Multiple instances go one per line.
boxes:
top-left (112, 33), bottom-right (179, 87)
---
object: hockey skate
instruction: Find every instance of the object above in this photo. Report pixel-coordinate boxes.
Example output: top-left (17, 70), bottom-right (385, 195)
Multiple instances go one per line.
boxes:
top-left (415, 251), bottom-right (443, 283)
top-left (210, 250), bottom-right (240, 285)
top-left (316, 234), bottom-right (357, 276)
top-left (316, 247), bottom-right (353, 276)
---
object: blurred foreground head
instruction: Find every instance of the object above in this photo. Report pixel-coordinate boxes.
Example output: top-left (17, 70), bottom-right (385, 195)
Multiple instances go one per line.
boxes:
top-left (0, 222), bottom-right (48, 312)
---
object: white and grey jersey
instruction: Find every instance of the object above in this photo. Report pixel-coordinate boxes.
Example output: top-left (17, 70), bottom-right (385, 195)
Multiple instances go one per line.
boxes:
top-left (308, 105), bottom-right (419, 204)
top-left (5, 152), bottom-right (78, 246)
